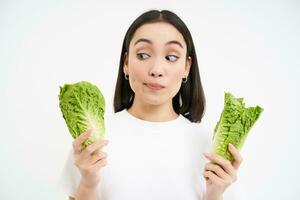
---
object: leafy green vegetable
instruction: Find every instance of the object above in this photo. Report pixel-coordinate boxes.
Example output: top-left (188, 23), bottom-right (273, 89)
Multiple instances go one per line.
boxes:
top-left (58, 81), bottom-right (105, 147)
top-left (212, 92), bottom-right (263, 161)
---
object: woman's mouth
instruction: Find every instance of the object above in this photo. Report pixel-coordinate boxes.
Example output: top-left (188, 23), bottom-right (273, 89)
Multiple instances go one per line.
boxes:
top-left (144, 83), bottom-right (164, 91)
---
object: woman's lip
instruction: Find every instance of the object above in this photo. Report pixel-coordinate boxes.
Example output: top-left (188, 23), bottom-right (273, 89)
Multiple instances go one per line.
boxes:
top-left (145, 83), bottom-right (164, 90)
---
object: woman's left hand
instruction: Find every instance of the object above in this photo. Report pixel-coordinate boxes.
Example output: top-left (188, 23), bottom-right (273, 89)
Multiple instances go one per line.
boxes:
top-left (203, 143), bottom-right (243, 200)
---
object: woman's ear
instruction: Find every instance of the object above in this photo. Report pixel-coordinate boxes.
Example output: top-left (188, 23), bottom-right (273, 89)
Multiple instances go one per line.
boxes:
top-left (123, 52), bottom-right (128, 74)
top-left (185, 56), bottom-right (192, 77)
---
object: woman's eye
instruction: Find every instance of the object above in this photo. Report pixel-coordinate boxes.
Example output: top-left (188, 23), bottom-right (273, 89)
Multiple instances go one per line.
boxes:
top-left (166, 55), bottom-right (178, 62)
top-left (137, 53), bottom-right (150, 60)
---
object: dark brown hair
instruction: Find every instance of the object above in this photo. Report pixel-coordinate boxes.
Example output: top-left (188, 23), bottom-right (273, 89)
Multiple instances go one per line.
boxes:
top-left (113, 10), bottom-right (205, 123)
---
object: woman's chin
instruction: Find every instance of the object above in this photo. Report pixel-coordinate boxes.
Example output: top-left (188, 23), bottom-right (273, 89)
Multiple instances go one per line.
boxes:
top-left (142, 95), bottom-right (167, 106)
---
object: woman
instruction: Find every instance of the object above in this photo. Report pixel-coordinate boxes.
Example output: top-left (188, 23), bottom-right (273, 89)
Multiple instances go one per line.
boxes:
top-left (61, 10), bottom-right (244, 200)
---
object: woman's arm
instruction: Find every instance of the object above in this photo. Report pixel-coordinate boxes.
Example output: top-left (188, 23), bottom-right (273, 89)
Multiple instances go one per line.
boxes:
top-left (72, 180), bottom-right (99, 200)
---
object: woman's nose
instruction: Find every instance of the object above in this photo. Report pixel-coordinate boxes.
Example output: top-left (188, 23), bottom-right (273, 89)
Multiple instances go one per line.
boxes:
top-left (150, 71), bottom-right (163, 77)
top-left (149, 59), bottom-right (164, 77)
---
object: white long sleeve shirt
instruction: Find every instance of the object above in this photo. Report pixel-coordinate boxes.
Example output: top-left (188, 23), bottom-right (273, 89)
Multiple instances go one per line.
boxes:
top-left (59, 109), bottom-right (246, 200)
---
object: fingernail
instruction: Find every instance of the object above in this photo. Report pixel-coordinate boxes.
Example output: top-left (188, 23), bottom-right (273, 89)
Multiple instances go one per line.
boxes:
top-left (228, 143), bottom-right (233, 149)
top-left (203, 152), bottom-right (211, 157)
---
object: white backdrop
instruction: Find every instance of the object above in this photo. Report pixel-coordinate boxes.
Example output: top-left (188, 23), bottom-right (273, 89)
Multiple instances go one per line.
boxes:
top-left (1, 0), bottom-right (299, 199)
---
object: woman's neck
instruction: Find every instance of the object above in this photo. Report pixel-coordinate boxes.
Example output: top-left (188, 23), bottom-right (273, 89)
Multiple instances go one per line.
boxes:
top-left (127, 98), bottom-right (178, 122)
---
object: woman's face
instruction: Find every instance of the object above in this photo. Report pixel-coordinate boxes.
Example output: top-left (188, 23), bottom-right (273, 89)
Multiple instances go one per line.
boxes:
top-left (124, 22), bottom-right (191, 106)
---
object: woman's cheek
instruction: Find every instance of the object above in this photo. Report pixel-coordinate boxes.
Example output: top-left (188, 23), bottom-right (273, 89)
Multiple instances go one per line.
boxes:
top-left (168, 68), bottom-right (183, 91)
top-left (130, 64), bottom-right (145, 83)
top-left (128, 61), bottom-right (147, 93)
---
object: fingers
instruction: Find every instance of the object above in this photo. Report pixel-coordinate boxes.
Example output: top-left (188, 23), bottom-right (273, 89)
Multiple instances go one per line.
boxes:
top-left (90, 151), bottom-right (107, 164)
top-left (204, 163), bottom-right (230, 180)
top-left (74, 139), bottom-right (109, 169)
top-left (202, 144), bottom-right (243, 188)
top-left (203, 170), bottom-right (222, 184)
top-left (92, 157), bottom-right (108, 169)
top-left (72, 130), bottom-right (92, 154)
top-left (82, 139), bottom-right (109, 157)
top-left (228, 143), bottom-right (243, 170)
top-left (203, 152), bottom-right (235, 178)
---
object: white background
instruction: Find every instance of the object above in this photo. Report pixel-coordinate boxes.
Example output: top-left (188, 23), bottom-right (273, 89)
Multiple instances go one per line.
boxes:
top-left (1, 0), bottom-right (299, 199)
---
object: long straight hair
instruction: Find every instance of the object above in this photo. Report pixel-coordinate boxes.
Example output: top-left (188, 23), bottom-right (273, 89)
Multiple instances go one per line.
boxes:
top-left (113, 10), bottom-right (206, 123)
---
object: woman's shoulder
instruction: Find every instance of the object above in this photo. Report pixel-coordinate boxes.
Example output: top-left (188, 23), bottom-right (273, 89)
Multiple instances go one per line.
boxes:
top-left (103, 110), bottom-right (132, 137)
top-left (181, 115), bottom-right (211, 133)
top-left (104, 110), bottom-right (123, 119)
top-left (179, 116), bottom-right (213, 143)
top-left (104, 110), bottom-right (127, 124)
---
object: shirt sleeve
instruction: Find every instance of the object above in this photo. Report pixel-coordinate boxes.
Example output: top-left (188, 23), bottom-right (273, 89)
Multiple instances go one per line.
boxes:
top-left (57, 149), bottom-right (81, 199)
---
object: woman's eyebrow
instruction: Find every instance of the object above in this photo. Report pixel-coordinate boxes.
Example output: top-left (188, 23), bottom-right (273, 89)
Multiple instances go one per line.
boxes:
top-left (166, 40), bottom-right (183, 49)
top-left (134, 38), bottom-right (152, 46)
top-left (134, 38), bottom-right (183, 49)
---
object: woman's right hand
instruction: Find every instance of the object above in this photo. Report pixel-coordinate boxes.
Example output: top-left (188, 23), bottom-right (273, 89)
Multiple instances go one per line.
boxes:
top-left (72, 129), bottom-right (109, 188)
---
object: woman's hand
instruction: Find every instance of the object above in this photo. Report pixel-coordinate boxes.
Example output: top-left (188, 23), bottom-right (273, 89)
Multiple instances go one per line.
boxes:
top-left (203, 143), bottom-right (243, 200)
top-left (72, 130), bottom-right (109, 188)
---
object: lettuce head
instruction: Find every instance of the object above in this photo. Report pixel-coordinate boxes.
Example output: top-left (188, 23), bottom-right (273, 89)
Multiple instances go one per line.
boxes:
top-left (58, 81), bottom-right (105, 147)
top-left (212, 92), bottom-right (263, 161)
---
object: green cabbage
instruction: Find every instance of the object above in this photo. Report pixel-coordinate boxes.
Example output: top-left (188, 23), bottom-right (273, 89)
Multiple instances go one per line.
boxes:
top-left (58, 81), bottom-right (105, 147)
top-left (212, 92), bottom-right (263, 161)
